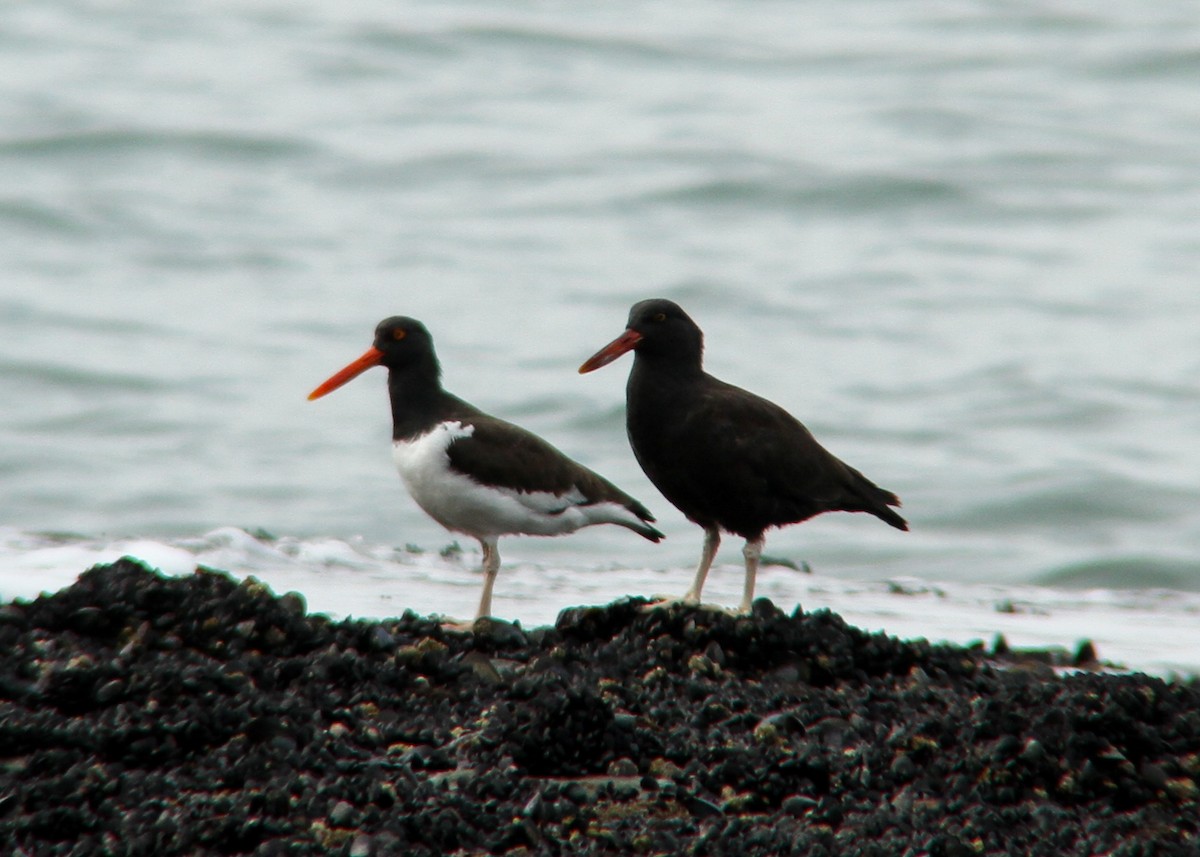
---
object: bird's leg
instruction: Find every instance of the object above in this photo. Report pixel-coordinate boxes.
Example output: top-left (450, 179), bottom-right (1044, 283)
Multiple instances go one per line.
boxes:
top-left (739, 536), bottom-right (764, 614)
top-left (475, 536), bottom-right (501, 620)
top-left (683, 527), bottom-right (721, 605)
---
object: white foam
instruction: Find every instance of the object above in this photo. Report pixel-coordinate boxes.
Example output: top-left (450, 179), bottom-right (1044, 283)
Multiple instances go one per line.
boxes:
top-left (0, 526), bottom-right (1197, 677)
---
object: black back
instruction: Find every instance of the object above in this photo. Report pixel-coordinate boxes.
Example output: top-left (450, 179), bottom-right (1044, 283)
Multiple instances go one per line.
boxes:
top-left (621, 300), bottom-right (907, 539)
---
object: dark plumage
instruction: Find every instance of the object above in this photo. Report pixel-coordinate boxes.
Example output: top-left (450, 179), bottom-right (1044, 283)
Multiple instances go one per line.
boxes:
top-left (580, 298), bottom-right (906, 612)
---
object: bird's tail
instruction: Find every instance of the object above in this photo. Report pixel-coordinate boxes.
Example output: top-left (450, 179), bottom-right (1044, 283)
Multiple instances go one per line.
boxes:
top-left (609, 492), bottom-right (665, 542)
top-left (582, 489), bottom-right (665, 542)
top-left (845, 464), bottom-right (909, 531)
top-left (872, 491), bottom-right (909, 531)
top-left (629, 520), bottom-right (666, 542)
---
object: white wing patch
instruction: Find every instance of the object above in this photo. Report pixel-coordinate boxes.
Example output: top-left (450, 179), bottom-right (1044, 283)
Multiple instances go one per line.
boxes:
top-left (504, 485), bottom-right (588, 515)
top-left (392, 421), bottom-right (645, 538)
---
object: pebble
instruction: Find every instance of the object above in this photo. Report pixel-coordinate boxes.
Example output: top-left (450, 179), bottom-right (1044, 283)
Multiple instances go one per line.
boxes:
top-left (329, 800), bottom-right (356, 826)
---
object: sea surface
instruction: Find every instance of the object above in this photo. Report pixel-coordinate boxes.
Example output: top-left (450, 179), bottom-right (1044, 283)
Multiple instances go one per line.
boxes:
top-left (3, 2), bottom-right (1199, 674)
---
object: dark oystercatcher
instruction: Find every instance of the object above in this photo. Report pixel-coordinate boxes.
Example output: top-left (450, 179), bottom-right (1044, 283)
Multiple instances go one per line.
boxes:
top-left (309, 316), bottom-right (663, 621)
top-left (579, 298), bottom-right (907, 613)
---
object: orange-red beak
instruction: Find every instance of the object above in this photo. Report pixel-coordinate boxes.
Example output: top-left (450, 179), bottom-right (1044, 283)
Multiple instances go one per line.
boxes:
top-left (308, 346), bottom-right (384, 400)
top-left (578, 329), bottom-right (643, 374)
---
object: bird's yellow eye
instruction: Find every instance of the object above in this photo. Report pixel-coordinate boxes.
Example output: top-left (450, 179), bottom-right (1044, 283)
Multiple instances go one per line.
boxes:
top-left (653, 312), bottom-right (666, 322)
top-left (393, 328), bottom-right (407, 340)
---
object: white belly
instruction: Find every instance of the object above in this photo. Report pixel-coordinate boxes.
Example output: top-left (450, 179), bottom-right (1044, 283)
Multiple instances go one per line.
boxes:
top-left (391, 421), bottom-right (638, 539)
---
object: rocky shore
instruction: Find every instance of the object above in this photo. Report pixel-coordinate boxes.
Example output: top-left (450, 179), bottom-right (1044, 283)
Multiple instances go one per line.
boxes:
top-left (1, 558), bottom-right (1197, 856)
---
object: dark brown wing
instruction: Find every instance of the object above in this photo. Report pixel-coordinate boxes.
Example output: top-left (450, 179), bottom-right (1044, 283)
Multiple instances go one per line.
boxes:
top-left (446, 413), bottom-right (661, 534)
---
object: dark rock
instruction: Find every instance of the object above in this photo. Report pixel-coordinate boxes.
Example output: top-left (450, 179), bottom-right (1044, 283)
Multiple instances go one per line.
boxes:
top-left (470, 616), bottom-right (527, 649)
top-left (0, 558), bottom-right (1197, 857)
top-left (328, 799), bottom-right (356, 826)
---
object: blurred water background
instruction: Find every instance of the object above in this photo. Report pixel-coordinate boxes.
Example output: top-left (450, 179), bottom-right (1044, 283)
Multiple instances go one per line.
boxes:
top-left (2, 1), bottom-right (1199, 671)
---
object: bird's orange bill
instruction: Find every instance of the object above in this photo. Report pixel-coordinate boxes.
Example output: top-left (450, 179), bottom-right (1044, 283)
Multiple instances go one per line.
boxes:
top-left (308, 346), bottom-right (385, 400)
top-left (578, 329), bottom-right (643, 373)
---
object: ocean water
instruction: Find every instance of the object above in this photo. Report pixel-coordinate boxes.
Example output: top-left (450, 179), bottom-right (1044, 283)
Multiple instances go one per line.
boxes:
top-left (2, 2), bottom-right (1199, 673)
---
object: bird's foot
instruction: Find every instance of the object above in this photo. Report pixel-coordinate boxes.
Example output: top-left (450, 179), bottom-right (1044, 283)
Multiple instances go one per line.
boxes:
top-left (639, 595), bottom-right (741, 615)
top-left (440, 615), bottom-right (528, 646)
top-left (697, 603), bottom-right (748, 617)
top-left (638, 594), bottom-right (691, 612)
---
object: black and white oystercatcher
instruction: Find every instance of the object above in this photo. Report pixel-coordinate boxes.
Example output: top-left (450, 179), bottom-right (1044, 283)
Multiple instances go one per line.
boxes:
top-left (309, 317), bottom-right (664, 620)
top-left (579, 298), bottom-right (907, 613)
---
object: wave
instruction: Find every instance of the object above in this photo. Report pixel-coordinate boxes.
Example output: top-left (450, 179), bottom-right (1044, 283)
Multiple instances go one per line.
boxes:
top-left (1, 526), bottom-right (1197, 677)
top-left (0, 129), bottom-right (313, 161)
top-left (1037, 556), bottom-right (1200, 590)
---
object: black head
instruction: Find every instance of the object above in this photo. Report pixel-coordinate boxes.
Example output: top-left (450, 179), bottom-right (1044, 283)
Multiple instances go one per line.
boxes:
top-left (309, 316), bottom-right (440, 400)
top-left (370, 316), bottom-right (437, 370)
top-left (579, 298), bottom-right (704, 373)
top-left (625, 299), bottom-right (703, 357)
